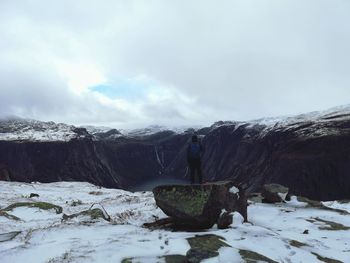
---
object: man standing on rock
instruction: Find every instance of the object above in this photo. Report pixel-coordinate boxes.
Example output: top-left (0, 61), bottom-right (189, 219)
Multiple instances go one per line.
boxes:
top-left (187, 134), bottom-right (203, 184)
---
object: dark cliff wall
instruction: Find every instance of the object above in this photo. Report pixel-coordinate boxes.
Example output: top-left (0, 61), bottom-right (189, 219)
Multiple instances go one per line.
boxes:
top-left (0, 133), bottom-right (191, 190)
top-left (0, 139), bottom-right (121, 187)
top-left (164, 121), bottom-right (350, 200)
top-left (207, 125), bottom-right (350, 200)
top-left (1, 120), bottom-right (350, 200)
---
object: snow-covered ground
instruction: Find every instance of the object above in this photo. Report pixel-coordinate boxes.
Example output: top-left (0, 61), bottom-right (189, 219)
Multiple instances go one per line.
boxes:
top-left (0, 182), bottom-right (349, 263)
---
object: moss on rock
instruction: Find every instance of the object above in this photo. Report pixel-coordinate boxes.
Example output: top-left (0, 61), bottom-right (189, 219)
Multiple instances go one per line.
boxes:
top-left (239, 249), bottom-right (278, 263)
top-left (289, 240), bottom-right (308, 248)
top-left (63, 208), bottom-right (110, 222)
top-left (157, 187), bottom-right (211, 216)
top-left (186, 234), bottom-right (230, 262)
top-left (314, 217), bottom-right (350, 231)
top-left (2, 202), bottom-right (62, 214)
top-left (163, 255), bottom-right (188, 263)
top-left (311, 252), bottom-right (343, 263)
top-left (121, 255), bottom-right (187, 263)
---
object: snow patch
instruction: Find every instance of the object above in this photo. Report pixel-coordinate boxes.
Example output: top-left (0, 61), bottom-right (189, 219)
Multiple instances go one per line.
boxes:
top-left (277, 192), bottom-right (288, 202)
top-left (229, 186), bottom-right (239, 194)
top-left (231, 211), bottom-right (244, 226)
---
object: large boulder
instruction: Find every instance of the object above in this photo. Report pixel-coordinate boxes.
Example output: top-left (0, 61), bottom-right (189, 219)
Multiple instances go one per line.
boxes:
top-left (262, 184), bottom-right (289, 203)
top-left (153, 181), bottom-right (247, 229)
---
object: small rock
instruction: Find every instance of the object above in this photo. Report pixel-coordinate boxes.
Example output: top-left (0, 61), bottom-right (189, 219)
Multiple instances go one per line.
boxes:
top-left (89, 191), bottom-right (103, 196)
top-left (262, 184), bottom-right (289, 203)
top-left (303, 229), bottom-right (309, 234)
top-left (29, 193), bottom-right (39, 198)
top-left (186, 248), bottom-right (218, 263)
top-left (186, 234), bottom-right (230, 263)
top-left (217, 212), bottom-right (233, 229)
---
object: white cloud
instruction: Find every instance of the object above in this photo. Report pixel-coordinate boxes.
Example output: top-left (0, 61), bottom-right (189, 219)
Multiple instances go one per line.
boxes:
top-left (0, 0), bottom-right (350, 128)
top-left (56, 62), bottom-right (106, 94)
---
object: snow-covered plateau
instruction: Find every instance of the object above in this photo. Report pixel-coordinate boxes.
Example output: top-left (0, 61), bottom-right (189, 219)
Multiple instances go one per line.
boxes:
top-left (0, 181), bottom-right (349, 262)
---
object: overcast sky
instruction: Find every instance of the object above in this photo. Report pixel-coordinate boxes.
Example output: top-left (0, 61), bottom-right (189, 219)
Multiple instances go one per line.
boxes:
top-left (1, 0), bottom-right (350, 128)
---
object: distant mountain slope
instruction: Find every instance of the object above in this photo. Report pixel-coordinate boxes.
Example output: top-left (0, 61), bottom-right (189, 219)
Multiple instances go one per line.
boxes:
top-left (1, 105), bottom-right (350, 200)
top-left (0, 118), bottom-right (91, 141)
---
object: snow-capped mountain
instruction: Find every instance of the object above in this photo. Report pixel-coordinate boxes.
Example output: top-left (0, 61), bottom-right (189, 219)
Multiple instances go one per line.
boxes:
top-left (1, 104), bottom-right (350, 142)
top-left (121, 125), bottom-right (202, 138)
top-left (211, 104), bottom-right (350, 138)
top-left (0, 181), bottom-right (349, 262)
top-left (0, 118), bottom-right (91, 142)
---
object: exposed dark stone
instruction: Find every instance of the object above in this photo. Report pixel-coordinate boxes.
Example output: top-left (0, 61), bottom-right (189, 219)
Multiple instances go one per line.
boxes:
top-left (239, 249), bottom-right (278, 263)
top-left (72, 127), bottom-right (92, 138)
top-left (122, 255), bottom-right (188, 263)
top-left (262, 184), bottom-right (289, 203)
top-left (62, 208), bottom-right (110, 222)
top-left (186, 234), bottom-right (230, 263)
top-left (153, 181), bottom-right (247, 229)
top-left (143, 217), bottom-right (175, 230)
top-left (217, 211), bottom-right (233, 229)
top-left (29, 193), bottom-right (39, 198)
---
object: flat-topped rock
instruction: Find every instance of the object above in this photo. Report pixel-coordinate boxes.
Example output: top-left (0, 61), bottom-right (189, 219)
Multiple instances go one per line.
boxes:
top-left (153, 181), bottom-right (247, 229)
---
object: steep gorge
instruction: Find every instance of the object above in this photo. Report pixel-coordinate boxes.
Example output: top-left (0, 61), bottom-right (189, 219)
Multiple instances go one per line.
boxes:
top-left (1, 111), bottom-right (350, 200)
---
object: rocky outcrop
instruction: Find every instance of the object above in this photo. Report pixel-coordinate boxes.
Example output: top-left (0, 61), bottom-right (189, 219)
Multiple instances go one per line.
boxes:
top-left (153, 181), bottom-right (247, 229)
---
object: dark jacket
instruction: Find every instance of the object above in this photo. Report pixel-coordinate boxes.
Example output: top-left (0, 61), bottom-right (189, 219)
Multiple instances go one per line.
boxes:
top-left (187, 142), bottom-right (203, 163)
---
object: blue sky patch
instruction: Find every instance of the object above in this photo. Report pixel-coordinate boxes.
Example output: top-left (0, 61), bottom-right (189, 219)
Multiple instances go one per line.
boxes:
top-left (89, 78), bottom-right (151, 100)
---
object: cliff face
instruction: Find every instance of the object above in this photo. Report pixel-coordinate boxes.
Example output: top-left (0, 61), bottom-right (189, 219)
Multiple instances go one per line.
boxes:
top-left (1, 109), bottom-right (350, 200)
top-left (0, 139), bottom-right (120, 187)
top-left (164, 113), bottom-right (350, 200)
top-left (0, 132), bottom-right (191, 190)
top-left (202, 120), bottom-right (350, 200)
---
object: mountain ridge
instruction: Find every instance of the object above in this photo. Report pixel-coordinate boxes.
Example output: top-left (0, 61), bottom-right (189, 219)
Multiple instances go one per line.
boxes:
top-left (1, 104), bottom-right (350, 142)
top-left (1, 104), bottom-right (350, 200)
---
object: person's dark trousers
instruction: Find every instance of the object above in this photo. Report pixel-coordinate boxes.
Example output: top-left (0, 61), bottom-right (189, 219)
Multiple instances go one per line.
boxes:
top-left (189, 159), bottom-right (202, 184)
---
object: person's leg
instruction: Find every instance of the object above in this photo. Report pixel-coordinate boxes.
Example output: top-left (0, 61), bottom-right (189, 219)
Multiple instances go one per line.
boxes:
top-left (197, 160), bottom-right (202, 184)
top-left (189, 162), bottom-right (195, 184)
